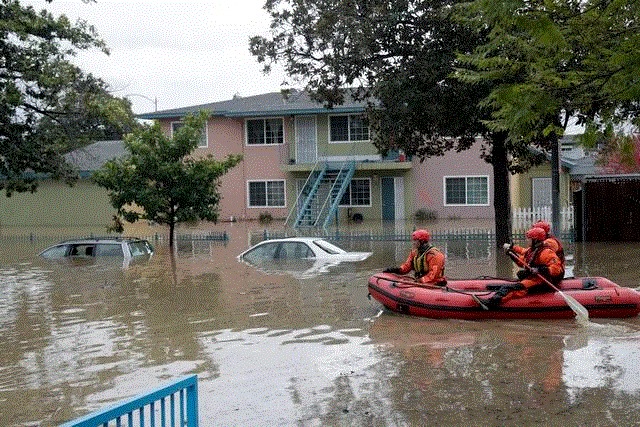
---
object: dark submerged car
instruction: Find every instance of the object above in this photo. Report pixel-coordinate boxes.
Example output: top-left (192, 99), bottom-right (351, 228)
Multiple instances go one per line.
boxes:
top-left (39, 237), bottom-right (154, 267)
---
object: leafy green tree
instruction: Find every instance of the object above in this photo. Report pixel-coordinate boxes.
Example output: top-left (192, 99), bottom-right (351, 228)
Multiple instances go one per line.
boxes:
top-left (0, 0), bottom-right (137, 195)
top-left (453, 0), bottom-right (640, 227)
top-left (250, 0), bottom-right (552, 246)
top-left (93, 112), bottom-right (243, 248)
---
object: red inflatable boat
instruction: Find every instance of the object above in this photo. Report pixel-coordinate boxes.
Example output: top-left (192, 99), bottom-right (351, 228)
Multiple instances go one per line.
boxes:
top-left (368, 272), bottom-right (640, 320)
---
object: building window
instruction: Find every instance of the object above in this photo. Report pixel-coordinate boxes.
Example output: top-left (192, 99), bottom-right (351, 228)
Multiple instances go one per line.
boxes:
top-left (339, 178), bottom-right (371, 206)
top-left (444, 176), bottom-right (489, 206)
top-left (246, 118), bottom-right (284, 145)
top-left (532, 177), bottom-right (552, 208)
top-left (248, 180), bottom-right (286, 207)
top-left (170, 121), bottom-right (208, 147)
top-left (329, 114), bottom-right (369, 143)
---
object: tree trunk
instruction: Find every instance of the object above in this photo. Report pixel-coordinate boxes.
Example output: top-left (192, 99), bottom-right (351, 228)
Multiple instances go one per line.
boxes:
top-left (491, 132), bottom-right (512, 247)
top-left (169, 220), bottom-right (175, 248)
top-left (491, 132), bottom-right (514, 279)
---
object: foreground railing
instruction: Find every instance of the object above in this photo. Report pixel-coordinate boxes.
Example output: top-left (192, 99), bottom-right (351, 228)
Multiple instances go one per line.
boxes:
top-left (60, 374), bottom-right (199, 427)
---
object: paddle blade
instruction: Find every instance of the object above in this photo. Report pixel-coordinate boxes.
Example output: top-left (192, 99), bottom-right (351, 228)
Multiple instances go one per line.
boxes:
top-left (559, 290), bottom-right (590, 324)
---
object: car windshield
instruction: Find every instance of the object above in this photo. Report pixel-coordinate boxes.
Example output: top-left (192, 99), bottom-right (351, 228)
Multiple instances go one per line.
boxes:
top-left (311, 240), bottom-right (345, 255)
top-left (242, 242), bottom-right (279, 262)
top-left (40, 245), bottom-right (68, 259)
top-left (128, 241), bottom-right (152, 256)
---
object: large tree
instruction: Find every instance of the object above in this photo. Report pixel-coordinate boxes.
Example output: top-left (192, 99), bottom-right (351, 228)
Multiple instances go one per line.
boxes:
top-left (0, 0), bottom-right (137, 195)
top-left (92, 112), bottom-right (243, 248)
top-left (250, 0), bottom-right (549, 247)
top-left (453, 0), bottom-right (640, 228)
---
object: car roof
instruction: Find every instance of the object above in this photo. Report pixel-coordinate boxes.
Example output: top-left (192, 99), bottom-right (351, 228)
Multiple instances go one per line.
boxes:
top-left (254, 237), bottom-right (326, 244)
top-left (54, 237), bottom-right (149, 245)
top-left (238, 237), bottom-right (349, 256)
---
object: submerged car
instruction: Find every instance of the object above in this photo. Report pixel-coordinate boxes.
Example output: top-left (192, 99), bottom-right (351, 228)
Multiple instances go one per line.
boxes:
top-left (39, 237), bottom-right (154, 267)
top-left (238, 237), bottom-right (372, 262)
top-left (237, 237), bottom-right (372, 278)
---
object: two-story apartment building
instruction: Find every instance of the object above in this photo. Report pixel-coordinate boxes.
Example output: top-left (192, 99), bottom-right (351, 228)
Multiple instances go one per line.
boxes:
top-left (139, 90), bottom-right (495, 227)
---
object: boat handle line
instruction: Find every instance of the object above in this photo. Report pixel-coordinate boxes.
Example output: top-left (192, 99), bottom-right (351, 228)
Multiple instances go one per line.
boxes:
top-left (374, 274), bottom-right (493, 296)
top-left (374, 274), bottom-right (446, 290)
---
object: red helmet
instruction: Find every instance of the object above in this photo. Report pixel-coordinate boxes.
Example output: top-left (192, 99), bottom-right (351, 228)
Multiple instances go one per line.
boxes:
top-left (533, 220), bottom-right (551, 235)
top-left (411, 229), bottom-right (431, 242)
top-left (526, 227), bottom-right (546, 241)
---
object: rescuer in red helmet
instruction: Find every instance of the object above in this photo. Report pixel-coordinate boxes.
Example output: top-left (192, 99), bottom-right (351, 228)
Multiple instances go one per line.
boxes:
top-left (532, 220), bottom-right (565, 267)
top-left (478, 227), bottom-right (564, 309)
top-left (383, 229), bottom-right (447, 286)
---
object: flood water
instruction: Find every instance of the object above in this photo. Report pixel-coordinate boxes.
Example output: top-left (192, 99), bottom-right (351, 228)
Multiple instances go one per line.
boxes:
top-left (1, 222), bottom-right (640, 426)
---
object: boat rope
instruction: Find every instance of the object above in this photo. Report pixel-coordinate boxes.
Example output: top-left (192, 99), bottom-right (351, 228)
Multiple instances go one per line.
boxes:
top-left (378, 275), bottom-right (495, 297)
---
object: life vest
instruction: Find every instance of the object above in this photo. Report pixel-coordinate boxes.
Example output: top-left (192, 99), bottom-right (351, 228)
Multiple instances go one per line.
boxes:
top-left (525, 242), bottom-right (564, 282)
top-left (413, 245), bottom-right (445, 278)
top-left (525, 243), bottom-right (551, 265)
top-left (549, 235), bottom-right (565, 265)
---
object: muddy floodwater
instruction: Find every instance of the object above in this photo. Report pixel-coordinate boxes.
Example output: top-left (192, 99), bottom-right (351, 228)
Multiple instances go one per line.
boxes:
top-left (1, 222), bottom-right (640, 426)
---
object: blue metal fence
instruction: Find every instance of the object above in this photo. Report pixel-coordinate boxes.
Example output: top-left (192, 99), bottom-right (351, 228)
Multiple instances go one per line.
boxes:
top-left (252, 227), bottom-right (575, 245)
top-left (60, 375), bottom-right (199, 427)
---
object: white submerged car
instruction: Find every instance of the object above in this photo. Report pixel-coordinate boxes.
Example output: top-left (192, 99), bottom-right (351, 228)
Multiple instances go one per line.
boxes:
top-left (237, 237), bottom-right (372, 278)
top-left (238, 237), bottom-right (372, 262)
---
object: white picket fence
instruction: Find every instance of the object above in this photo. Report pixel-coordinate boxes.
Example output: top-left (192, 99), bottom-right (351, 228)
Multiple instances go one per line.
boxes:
top-left (512, 206), bottom-right (574, 232)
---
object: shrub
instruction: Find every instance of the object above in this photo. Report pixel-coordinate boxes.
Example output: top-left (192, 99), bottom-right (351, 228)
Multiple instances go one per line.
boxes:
top-left (259, 212), bottom-right (273, 224)
top-left (415, 209), bottom-right (437, 221)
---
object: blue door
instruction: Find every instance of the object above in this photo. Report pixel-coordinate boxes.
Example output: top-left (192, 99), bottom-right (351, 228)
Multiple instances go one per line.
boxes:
top-left (381, 177), bottom-right (395, 220)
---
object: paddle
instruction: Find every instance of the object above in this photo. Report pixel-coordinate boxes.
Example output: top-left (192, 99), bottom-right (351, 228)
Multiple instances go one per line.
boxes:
top-left (507, 249), bottom-right (590, 323)
top-left (373, 273), bottom-right (491, 309)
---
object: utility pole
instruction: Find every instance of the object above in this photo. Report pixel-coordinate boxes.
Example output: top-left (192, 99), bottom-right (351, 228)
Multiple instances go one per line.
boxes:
top-left (125, 93), bottom-right (158, 112)
top-left (551, 136), bottom-right (560, 233)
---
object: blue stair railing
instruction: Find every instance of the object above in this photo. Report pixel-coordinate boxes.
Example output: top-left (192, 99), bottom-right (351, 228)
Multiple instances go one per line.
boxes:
top-left (322, 161), bottom-right (356, 229)
top-left (60, 374), bottom-right (199, 427)
top-left (292, 162), bottom-right (328, 227)
top-left (292, 160), bottom-right (356, 229)
top-left (285, 160), bottom-right (323, 227)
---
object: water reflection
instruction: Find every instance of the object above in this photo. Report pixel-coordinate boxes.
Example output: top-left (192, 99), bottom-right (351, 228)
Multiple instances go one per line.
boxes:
top-left (564, 328), bottom-right (640, 396)
top-left (368, 315), bottom-right (640, 426)
top-left (197, 326), bottom-right (386, 426)
top-left (0, 225), bottom-right (639, 426)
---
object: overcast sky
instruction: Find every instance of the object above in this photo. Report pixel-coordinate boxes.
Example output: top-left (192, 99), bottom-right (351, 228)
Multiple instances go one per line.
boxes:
top-left (23, 0), bottom-right (288, 114)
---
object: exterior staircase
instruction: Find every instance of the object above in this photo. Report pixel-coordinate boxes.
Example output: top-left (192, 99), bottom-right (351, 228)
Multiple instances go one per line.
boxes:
top-left (288, 161), bottom-right (356, 230)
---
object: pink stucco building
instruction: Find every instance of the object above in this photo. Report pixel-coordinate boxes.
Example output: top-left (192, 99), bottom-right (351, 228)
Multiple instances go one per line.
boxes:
top-left (140, 90), bottom-right (495, 225)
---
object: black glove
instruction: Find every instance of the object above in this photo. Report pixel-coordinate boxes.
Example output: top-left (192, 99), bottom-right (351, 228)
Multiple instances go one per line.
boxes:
top-left (383, 267), bottom-right (401, 274)
top-left (534, 265), bottom-right (549, 275)
top-left (516, 269), bottom-right (529, 280)
top-left (527, 266), bottom-right (548, 276)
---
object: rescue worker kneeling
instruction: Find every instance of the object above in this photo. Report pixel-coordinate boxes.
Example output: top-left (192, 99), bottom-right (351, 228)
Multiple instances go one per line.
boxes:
top-left (479, 227), bottom-right (564, 309)
top-left (383, 229), bottom-right (447, 287)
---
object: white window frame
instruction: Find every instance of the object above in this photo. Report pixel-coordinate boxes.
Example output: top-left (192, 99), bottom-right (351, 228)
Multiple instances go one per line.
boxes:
top-left (338, 178), bottom-right (372, 207)
top-left (443, 175), bottom-right (490, 206)
top-left (245, 117), bottom-right (285, 146)
top-left (328, 114), bottom-right (370, 143)
top-left (247, 179), bottom-right (286, 208)
top-left (170, 120), bottom-right (208, 148)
